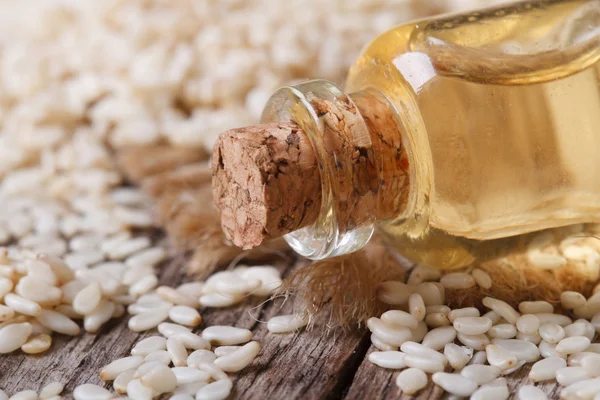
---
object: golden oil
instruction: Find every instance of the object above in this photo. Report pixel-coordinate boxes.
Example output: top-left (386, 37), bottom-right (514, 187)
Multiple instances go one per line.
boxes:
top-left (256, 0), bottom-right (600, 268)
top-left (340, 0), bottom-right (600, 269)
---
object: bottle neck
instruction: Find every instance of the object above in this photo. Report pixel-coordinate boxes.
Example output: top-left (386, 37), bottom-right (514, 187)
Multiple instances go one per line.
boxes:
top-left (261, 79), bottom-right (412, 259)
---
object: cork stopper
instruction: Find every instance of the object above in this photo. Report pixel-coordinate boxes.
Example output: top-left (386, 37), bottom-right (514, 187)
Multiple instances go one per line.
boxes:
top-left (212, 122), bottom-right (322, 249)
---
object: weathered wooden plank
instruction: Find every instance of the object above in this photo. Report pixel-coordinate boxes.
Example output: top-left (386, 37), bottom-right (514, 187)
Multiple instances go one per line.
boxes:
top-left (0, 254), bottom-right (368, 399)
top-left (0, 246), bottom-right (571, 399)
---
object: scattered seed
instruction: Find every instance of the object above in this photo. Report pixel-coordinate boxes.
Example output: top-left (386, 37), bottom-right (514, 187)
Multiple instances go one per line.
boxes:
top-left (556, 366), bottom-right (590, 386)
top-left (396, 368), bottom-right (427, 395)
top-left (194, 378), bottom-right (233, 400)
top-left (214, 341), bottom-right (261, 372)
top-left (368, 351), bottom-right (406, 369)
top-left (461, 364), bottom-right (501, 385)
top-left (432, 372), bottom-right (478, 397)
top-left (556, 336), bottom-right (591, 355)
top-left (518, 385), bottom-right (548, 400)
top-left (482, 297), bottom-right (520, 325)
top-left (529, 357), bottom-right (567, 382)
top-left (440, 272), bottom-right (475, 289)
top-left (267, 314), bottom-right (308, 333)
top-left (73, 384), bottom-right (111, 400)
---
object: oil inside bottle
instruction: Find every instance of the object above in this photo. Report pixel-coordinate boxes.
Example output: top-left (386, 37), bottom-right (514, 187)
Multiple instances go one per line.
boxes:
top-left (346, 0), bottom-right (600, 269)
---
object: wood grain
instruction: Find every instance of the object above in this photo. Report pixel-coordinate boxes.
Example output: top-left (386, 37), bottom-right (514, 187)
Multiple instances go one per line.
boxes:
top-left (0, 251), bottom-right (565, 399)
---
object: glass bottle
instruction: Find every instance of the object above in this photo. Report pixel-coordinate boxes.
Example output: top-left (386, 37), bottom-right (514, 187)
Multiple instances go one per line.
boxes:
top-left (256, 0), bottom-right (600, 269)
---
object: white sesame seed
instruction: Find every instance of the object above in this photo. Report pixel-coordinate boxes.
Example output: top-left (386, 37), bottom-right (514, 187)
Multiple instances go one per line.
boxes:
top-left (448, 307), bottom-right (479, 323)
top-left (167, 336), bottom-right (188, 366)
top-left (444, 343), bottom-right (472, 371)
top-left (461, 364), bottom-right (501, 385)
top-left (126, 378), bottom-right (153, 400)
top-left (518, 385), bottom-right (547, 400)
top-left (128, 308), bottom-right (169, 332)
top-left (73, 384), bottom-right (111, 400)
top-left (457, 332), bottom-right (489, 351)
top-left (519, 301), bottom-right (554, 314)
top-left (568, 352), bottom-right (598, 367)
top-left (416, 282), bottom-right (444, 306)
top-left (172, 332), bottom-right (211, 351)
top-left (0, 322), bottom-right (32, 353)
top-left (368, 317), bottom-right (413, 347)
top-left (214, 341), bottom-right (261, 372)
top-left (565, 320), bottom-right (595, 340)
top-left (381, 309), bottom-right (419, 329)
top-left (432, 372), bottom-right (478, 397)
top-left (470, 379), bottom-right (509, 400)
top-left (267, 314), bottom-right (308, 333)
top-left (370, 333), bottom-right (397, 351)
top-left (425, 312), bottom-right (450, 328)
top-left (482, 297), bottom-right (520, 325)
top-left (39, 382), bottom-right (64, 399)
top-left (404, 354), bottom-right (445, 373)
top-left (199, 292), bottom-right (243, 308)
top-left (407, 265), bottom-right (441, 285)
top-left (21, 333), bottom-right (52, 354)
top-left (186, 350), bottom-right (217, 368)
top-left (408, 293), bottom-right (426, 322)
top-left (36, 309), bottom-right (80, 336)
top-left (395, 368), bottom-right (427, 395)
top-left (377, 281), bottom-right (415, 305)
top-left (367, 351), bottom-right (406, 369)
top-left (140, 362), bottom-right (178, 393)
top-left (214, 346), bottom-right (241, 357)
top-left (201, 326), bottom-right (253, 346)
top-left (440, 272), bottom-right (475, 289)
top-left (156, 286), bottom-right (198, 307)
top-left (129, 274), bottom-right (158, 297)
top-left (73, 281), bottom-right (102, 315)
top-left (145, 350), bottom-right (172, 364)
top-left (581, 353), bottom-right (600, 377)
top-left (560, 377), bottom-right (600, 399)
top-left (486, 344), bottom-right (518, 370)
top-left (539, 323), bottom-right (566, 344)
top-left (529, 356), bottom-right (567, 382)
top-left (561, 291), bottom-right (587, 309)
top-left (453, 316), bottom-right (492, 335)
top-left (400, 341), bottom-right (447, 365)
top-left (101, 355), bottom-right (145, 381)
top-left (556, 366), bottom-right (590, 386)
top-left (471, 268), bottom-right (492, 289)
top-left (539, 340), bottom-right (565, 359)
top-left (131, 336), bottom-right (168, 356)
top-left (158, 322), bottom-right (191, 337)
top-left (168, 305), bottom-right (202, 327)
top-left (557, 336), bottom-right (591, 355)
top-left (469, 350), bottom-right (488, 365)
top-left (421, 326), bottom-right (457, 351)
top-left (516, 314), bottom-right (540, 335)
top-left (517, 331), bottom-right (542, 345)
top-left (534, 313), bottom-right (572, 326)
top-left (113, 370), bottom-right (136, 394)
top-left (491, 339), bottom-right (540, 362)
top-left (194, 378), bottom-right (233, 400)
top-left (488, 324), bottom-right (517, 339)
top-left (410, 321), bottom-right (428, 343)
top-left (171, 367), bottom-right (210, 385)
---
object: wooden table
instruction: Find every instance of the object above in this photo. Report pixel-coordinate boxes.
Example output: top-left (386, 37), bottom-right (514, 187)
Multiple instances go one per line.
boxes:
top-left (0, 251), bottom-right (564, 399)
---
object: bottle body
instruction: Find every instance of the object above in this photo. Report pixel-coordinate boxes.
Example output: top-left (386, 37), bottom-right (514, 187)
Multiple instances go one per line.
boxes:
top-left (344, 0), bottom-right (600, 268)
top-left (257, 0), bottom-right (600, 268)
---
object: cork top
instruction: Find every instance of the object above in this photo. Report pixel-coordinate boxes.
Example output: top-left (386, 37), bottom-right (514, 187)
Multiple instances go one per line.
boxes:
top-left (212, 122), bottom-right (322, 249)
